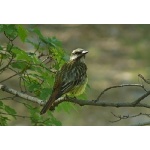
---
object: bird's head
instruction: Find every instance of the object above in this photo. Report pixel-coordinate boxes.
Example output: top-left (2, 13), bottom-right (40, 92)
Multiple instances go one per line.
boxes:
top-left (70, 48), bottom-right (88, 62)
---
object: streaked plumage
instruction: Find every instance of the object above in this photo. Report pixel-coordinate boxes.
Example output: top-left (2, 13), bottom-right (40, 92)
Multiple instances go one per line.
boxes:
top-left (40, 48), bottom-right (88, 115)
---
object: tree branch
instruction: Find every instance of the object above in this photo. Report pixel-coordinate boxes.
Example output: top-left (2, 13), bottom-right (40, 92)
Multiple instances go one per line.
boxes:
top-left (96, 83), bottom-right (147, 101)
top-left (132, 90), bottom-right (150, 106)
top-left (62, 98), bottom-right (150, 108)
top-left (1, 84), bottom-right (150, 110)
top-left (0, 84), bottom-right (44, 105)
top-left (138, 74), bottom-right (150, 84)
top-left (110, 112), bottom-right (150, 123)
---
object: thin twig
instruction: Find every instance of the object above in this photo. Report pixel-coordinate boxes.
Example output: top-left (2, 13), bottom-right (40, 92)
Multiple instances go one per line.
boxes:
top-left (0, 72), bottom-right (20, 83)
top-left (110, 112), bottom-right (142, 123)
top-left (41, 56), bottom-right (50, 63)
top-left (96, 84), bottom-right (146, 101)
top-left (138, 74), bottom-right (150, 84)
top-left (110, 111), bottom-right (150, 123)
top-left (0, 96), bottom-right (16, 100)
top-left (33, 41), bottom-right (41, 54)
top-left (4, 31), bottom-right (18, 42)
top-left (0, 55), bottom-right (14, 73)
top-left (132, 90), bottom-right (150, 106)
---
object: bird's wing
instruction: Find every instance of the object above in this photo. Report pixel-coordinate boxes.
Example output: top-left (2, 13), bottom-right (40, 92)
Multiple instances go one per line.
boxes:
top-left (54, 61), bottom-right (87, 95)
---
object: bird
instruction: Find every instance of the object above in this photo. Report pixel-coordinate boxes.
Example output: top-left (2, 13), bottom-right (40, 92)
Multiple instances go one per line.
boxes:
top-left (40, 48), bottom-right (88, 115)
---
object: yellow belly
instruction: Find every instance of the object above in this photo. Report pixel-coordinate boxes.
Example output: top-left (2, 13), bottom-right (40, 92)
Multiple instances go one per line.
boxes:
top-left (67, 77), bottom-right (88, 96)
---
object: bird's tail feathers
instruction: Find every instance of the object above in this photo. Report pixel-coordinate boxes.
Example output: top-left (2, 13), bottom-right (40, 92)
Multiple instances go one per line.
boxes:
top-left (40, 94), bottom-right (57, 115)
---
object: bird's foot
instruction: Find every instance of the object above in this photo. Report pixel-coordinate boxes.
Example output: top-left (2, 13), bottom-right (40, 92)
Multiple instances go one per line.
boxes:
top-left (94, 99), bottom-right (99, 103)
top-left (65, 95), bottom-right (77, 100)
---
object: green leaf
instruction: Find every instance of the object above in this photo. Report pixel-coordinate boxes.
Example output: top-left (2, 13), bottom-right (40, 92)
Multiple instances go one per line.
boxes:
top-left (48, 37), bottom-right (62, 48)
top-left (17, 25), bottom-right (28, 42)
top-left (49, 117), bottom-right (62, 126)
top-left (28, 82), bottom-right (41, 92)
top-left (56, 102), bottom-right (72, 113)
top-left (27, 105), bottom-right (39, 115)
top-left (12, 48), bottom-right (32, 61)
top-left (0, 53), bottom-right (10, 59)
top-left (7, 43), bottom-right (13, 52)
top-left (39, 88), bottom-right (51, 100)
top-left (0, 101), bottom-right (3, 106)
top-left (33, 28), bottom-right (44, 39)
top-left (0, 45), bottom-right (3, 50)
top-left (4, 105), bottom-right (16, 115)
top-left (0, 116), bottom-right (10, 125)
top-left (0, 25), bottom-right (4, 32)
top-left (46, 112), bottom-right (62, 126)
top-left (26, 105), bottom-right (42, 125)
top-left (44, 74), bottom-right (55, 87)
top-left (11, 61), bottom-right (29, 70)
top-left (2, 25), bottom-right (18, 39)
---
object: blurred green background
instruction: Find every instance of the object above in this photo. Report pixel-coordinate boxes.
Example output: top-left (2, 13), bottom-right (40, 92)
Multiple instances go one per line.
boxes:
top-left (1, 24), bottom-right (150, 125)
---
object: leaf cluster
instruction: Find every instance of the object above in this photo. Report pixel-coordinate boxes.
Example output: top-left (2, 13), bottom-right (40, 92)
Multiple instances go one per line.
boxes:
top-left (0, 24), bottom-right (73, 125)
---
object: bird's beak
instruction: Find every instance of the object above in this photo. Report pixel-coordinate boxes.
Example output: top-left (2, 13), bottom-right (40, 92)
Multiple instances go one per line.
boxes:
top-left (82, 50), bottom-right (88, 55)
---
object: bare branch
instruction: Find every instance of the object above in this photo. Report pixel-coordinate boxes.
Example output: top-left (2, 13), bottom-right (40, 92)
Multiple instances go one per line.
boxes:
top-left (0, 84), bottom-right (44, 105)
top-left (110, 112), bottom-right (141, 123)
top-left (96, 84), bottom-right (147, 101)
top-left (138, 74), bottom-right (150, 84)
top-left (0, 71), bottom-right (21, 83)
top-left (110, 112), bottom-right (150, 124)
top-left (1, 84), bottom-right (150, 111)
top-left (132, 90), bottom-right (150, 106)
top-left (0, 96), bottom-right (16, 100)
top-left (61, 98), bottom-right (150, 108)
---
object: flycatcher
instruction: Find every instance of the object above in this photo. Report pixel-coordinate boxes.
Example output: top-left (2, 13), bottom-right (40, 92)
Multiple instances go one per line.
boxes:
top-left (40, 48), bottom-right (88, 115)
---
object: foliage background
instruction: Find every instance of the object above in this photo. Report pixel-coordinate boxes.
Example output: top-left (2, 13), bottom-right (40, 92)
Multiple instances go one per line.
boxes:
top-left (1, 24), bottom-right (150, 125)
